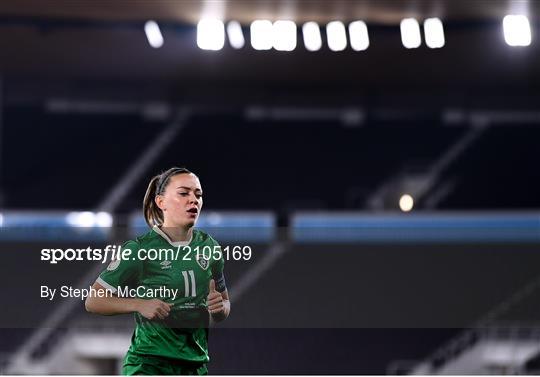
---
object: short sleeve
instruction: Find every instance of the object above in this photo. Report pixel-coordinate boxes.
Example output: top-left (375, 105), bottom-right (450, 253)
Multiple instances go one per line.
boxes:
top-left (96, 240), bottom-right (142, 293)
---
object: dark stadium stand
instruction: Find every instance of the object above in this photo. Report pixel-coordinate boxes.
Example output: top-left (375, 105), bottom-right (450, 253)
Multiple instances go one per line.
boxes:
top-left (442, 126), bottom-right (540, 209)
top-left (121, 112), bottom-right (467, 212)
top-left (5, 107), bottom-right (539, 213)
top-left (3, 106), bottom-right (539, 213)
top-left (2, 106), bottom-right (166, 209)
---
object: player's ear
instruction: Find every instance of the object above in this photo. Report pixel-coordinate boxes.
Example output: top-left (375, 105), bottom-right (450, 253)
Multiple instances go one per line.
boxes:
top-left (155, 194), bottom-right (165, 211)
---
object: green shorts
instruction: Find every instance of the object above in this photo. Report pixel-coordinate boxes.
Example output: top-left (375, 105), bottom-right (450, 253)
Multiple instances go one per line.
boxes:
top-left (122, 353), bottom-right (208, 375)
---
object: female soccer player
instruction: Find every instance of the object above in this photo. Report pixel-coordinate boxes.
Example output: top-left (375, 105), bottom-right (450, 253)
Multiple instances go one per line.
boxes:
top-left (85, 167), bottom-right (230, 375)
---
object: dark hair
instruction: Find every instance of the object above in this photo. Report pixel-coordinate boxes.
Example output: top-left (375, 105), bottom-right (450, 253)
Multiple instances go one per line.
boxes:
top-left (143, 167), bottom-right (193, 227)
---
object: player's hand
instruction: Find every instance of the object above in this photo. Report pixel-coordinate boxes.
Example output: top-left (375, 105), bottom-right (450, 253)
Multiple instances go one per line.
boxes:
top-left (207, 279), bottom-right (224, 315)
top-left (136, 299), bottom-right (173, 320)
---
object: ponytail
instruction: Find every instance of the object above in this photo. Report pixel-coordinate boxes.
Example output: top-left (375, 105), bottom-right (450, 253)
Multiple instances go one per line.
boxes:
top-left (143, 167), bottom-right (193, 227)
top-left (143, 175), bottom-right (163, 227)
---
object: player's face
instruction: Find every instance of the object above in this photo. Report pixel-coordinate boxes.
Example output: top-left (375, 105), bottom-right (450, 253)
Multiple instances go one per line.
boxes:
top-left (159, 173), bottom-right (203, 229)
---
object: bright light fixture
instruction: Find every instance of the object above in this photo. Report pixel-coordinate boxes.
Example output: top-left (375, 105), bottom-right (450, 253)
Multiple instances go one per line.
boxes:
top-left (197, 19), bottom-right (225, 50)
top-left (273, 20), bottom-right (297, 51)
top-left (302, 22), bottom-right (322, 51)
top-left (349, 21), bottom-right (369, 51)
top-left (327, 21), bottom-right (347, 51)
top-left (503, 15), bottom-right (532, 46)
top-left (65, 211), bottom-right (112, 227)
top-left (424, 18), bottom-right (445, 48)
top-left (400, 18), bottom-right (421, 48)
top-left (251, 20), bottom-right (273, 50)
top-left (227, 21), bottom-right (245, 49)
top-left (399, 194), bottom-right (414, 212)
top-left (144, 20), bottom-right (164, 48)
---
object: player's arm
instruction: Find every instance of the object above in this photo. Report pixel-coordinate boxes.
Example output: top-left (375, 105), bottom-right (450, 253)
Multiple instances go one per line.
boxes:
top-left (85, 282), bottom-right (173, 320)
top-left (207, 239), bottom-right (230, 322)
top-left (85, 240), bottom-right (173, 320)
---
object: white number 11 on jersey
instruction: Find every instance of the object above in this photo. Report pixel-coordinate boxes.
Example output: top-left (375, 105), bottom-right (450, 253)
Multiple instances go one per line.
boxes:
top-left (181, 270), bottom-right (197, 297)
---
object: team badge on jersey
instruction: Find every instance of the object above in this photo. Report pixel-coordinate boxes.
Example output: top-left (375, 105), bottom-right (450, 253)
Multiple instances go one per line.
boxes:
top-left (196, 253), bottom-right (210, 270)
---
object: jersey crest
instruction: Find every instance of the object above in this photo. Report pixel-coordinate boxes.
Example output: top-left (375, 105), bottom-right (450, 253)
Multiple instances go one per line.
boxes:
top-left (196, 253), bottom-right (210, 270)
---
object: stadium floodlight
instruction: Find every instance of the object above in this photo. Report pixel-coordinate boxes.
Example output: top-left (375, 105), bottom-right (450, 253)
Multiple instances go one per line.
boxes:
top-left (424, 18), bottom-right (445, 48)
top-left (348, 20), bottom-right (369, 51)
top-left (326, 21), bottom-right (347, 51)
top-left (399, 194), bottom-right (414, 212)
top-left (66, 211), bottom-right (96, 227)
top-left (503, 15), bottom-right (532, 46)
top-left (302, 22), bottom-right (322, 51)
top-left (227, 21), bottom-right (245, 49)
top-left (65, 211), bottom-right (112, 227)
top-left (273, 20), bottom-right (297, 51)
top-left (400, 18), bottom-right (421, 48)
top-left (251, 20), bottom-right (273, 50)
top-left (197, 19), bottom-right (225, 50)
top-left (95, 212), bottom-right (113, 228)
top-left (144, 20), bottom-right (164, 48)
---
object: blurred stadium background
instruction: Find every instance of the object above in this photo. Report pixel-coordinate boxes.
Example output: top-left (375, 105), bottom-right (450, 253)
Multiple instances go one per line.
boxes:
top-left (0, 0), bottom-right (539, 374)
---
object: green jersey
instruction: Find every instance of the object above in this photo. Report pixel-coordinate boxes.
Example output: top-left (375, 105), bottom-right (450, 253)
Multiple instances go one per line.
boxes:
top-left (97, 227), bottom-right (225, 363)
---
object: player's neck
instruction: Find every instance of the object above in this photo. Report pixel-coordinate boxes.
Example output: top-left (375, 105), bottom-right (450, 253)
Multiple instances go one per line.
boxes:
top-left (159, 223), bottom-right (192, 242)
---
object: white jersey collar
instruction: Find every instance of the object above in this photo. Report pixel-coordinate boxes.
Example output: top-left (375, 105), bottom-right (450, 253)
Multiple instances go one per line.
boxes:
top-left (153, 225), bottom-right (193, 247)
